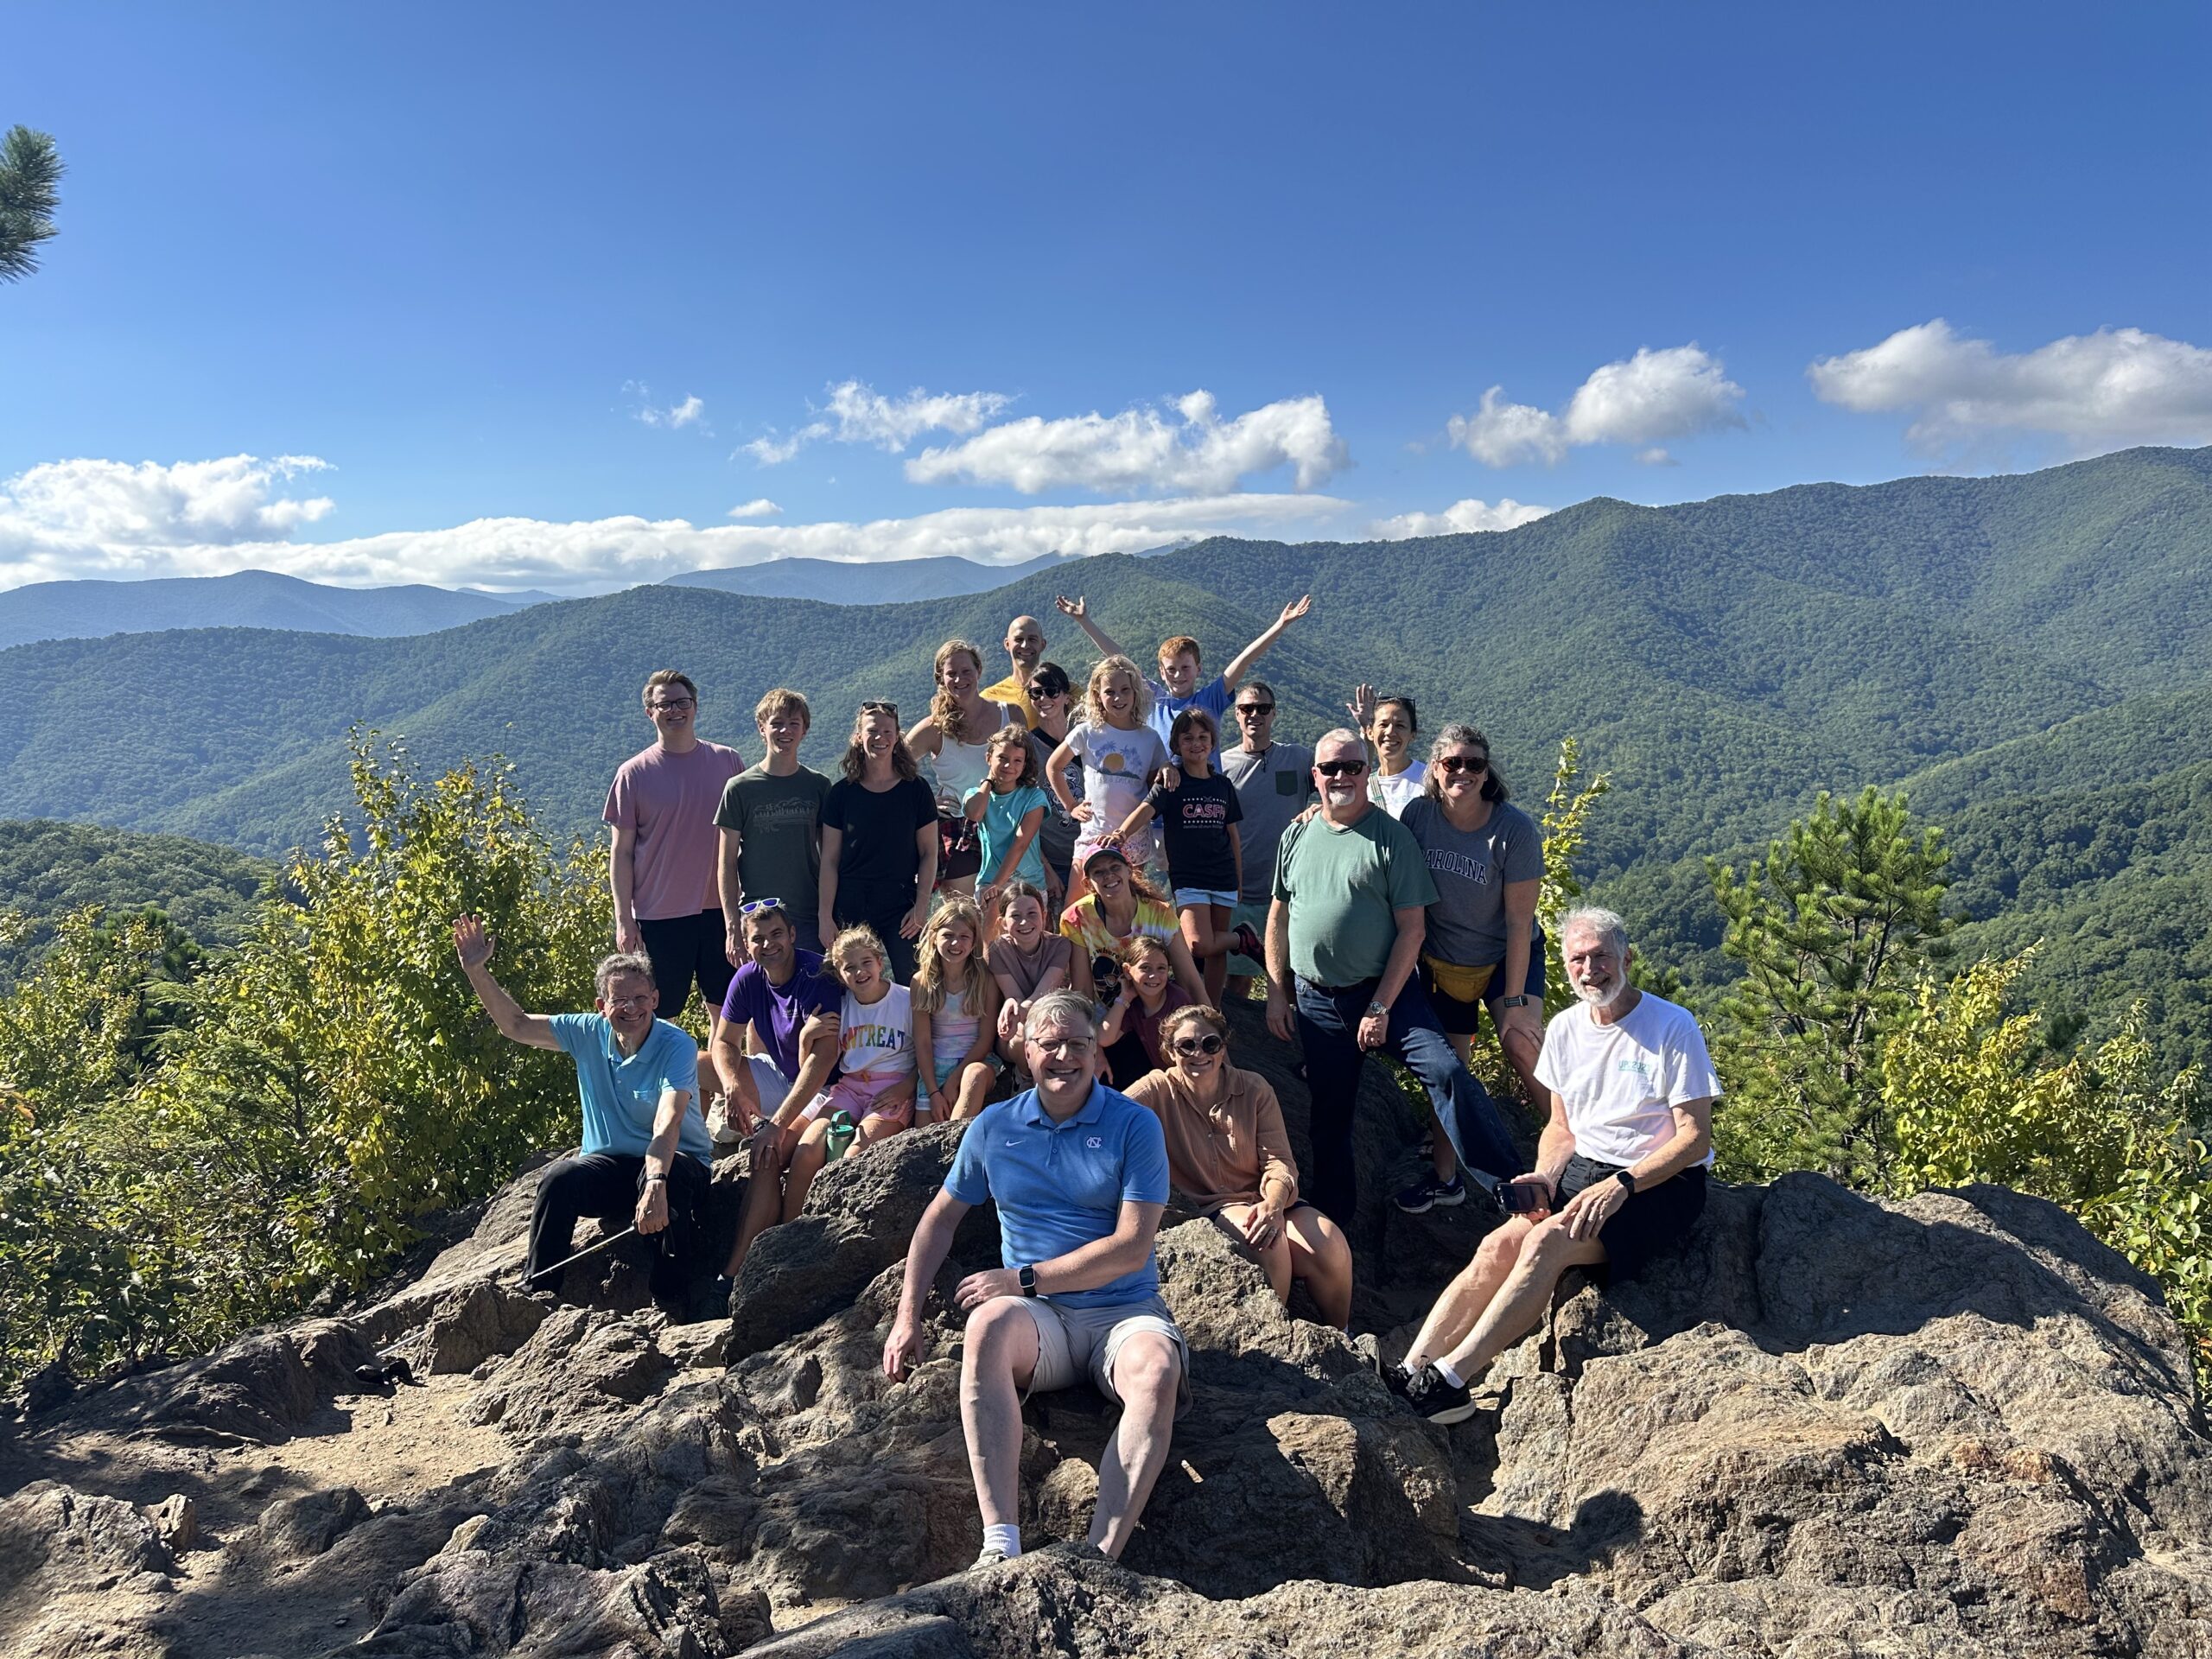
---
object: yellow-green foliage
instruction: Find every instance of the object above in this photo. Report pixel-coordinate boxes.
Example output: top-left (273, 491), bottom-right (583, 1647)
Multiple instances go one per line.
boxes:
top-left (1885, 952), bottom-right (2211, 1380)
top-left (0, 734), bottom-right (611, 1392)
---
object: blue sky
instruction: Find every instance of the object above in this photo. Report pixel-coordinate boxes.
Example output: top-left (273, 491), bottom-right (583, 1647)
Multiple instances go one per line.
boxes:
top-left (3, 3), bottom-right (2209, 590)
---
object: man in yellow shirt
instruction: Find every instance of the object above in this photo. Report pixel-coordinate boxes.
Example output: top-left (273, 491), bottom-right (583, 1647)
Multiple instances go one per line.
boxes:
top-left (981, 613), bottom-right (1047, 727)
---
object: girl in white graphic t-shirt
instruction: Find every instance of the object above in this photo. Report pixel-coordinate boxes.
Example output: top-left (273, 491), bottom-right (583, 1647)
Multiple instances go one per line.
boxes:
top-left (779, 925), bottom-right (916, 1221)
top-left (1046, 653), bottom-right (1170, 906)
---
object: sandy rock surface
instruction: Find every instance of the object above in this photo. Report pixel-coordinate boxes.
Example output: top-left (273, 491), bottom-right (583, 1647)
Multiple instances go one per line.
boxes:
top-left (3, 1002), bottom-right (2209, 1657)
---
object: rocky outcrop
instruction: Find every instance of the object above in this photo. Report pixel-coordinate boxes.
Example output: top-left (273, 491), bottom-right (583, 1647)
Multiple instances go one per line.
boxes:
top-left (3, 1002), bottom-right (2209, 1657)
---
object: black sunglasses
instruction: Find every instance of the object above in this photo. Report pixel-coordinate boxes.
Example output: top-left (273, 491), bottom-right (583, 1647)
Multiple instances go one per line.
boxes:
top-left (859, 700), bottom-right (899, 716)
top-left (1437, 754), bottom-right (1490, 774)
top-left (1172, 1033), bottom-right (1226, 1057)
top-left (1235, 702), bottom-right (1274, 715)
top-left (1314, 758), bottom-right (1368, 778)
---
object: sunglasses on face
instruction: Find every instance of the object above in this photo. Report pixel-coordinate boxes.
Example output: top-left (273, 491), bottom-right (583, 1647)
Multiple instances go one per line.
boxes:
top-left (1172, 1033), bottom-right (1226, 1057)
top-left (1235, 703), bottom-right (1274, 716)
top-left (1314, 758), bottom-right (1368, 778)
top-left (1438, 754), bottom-right (1490, 774)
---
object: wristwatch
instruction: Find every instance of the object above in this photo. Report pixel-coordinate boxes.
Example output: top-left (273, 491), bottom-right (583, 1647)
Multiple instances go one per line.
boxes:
top-left (1501, 994), bottom-right (1530, 1008)
top-left (1612, 1168), bottom-right (1637, 1196)
top-left (1018, 1265), bottom-right (1038, 1297)
top-left (645, 1173), bottom-right (668, 1186)
top-left (1364, 1001), bottom-right (1390, 1018)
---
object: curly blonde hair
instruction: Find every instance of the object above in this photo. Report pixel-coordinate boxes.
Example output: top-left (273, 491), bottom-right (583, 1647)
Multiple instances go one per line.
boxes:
top-left (1083, 654), bottom-right (1152, 729)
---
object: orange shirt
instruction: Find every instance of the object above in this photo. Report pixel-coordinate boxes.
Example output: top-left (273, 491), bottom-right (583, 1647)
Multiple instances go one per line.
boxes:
top-left (1124, 1065), bottom-right (1299, 1213)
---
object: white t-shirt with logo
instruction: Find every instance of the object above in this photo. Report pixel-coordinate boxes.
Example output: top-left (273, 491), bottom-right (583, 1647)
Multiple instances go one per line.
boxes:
top-left (837, 982), bottom-right (915, 1084)
top-left (1535, 992), bottom-right (1720, 1168)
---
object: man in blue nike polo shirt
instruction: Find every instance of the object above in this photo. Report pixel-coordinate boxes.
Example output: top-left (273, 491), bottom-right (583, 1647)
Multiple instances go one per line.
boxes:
top-left (884, 989), bottom-right (1185, 1568)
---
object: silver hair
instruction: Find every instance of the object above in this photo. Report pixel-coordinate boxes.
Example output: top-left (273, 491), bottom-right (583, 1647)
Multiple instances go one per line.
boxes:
top-left (1024, 989), bottom-right (1101, 1042)
top-left (1560, 906), bottom-right (1630, 956)
top-left (594, 951), bottom-right (658, 999)
top-left (1315, 727), bottom-right (1366, 755)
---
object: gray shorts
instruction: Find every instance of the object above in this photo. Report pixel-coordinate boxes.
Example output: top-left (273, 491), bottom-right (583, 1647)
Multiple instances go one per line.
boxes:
top-left (1016, 1294), bottom-right (1191, 1420)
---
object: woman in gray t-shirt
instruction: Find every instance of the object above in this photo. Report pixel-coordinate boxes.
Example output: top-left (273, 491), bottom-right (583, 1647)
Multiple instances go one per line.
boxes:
top-left (1395, 723), bottom-right (1550, 1212)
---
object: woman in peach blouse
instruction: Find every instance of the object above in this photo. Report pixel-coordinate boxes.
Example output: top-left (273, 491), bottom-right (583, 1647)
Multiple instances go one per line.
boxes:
top-left (1126, 1004), bottom-right (1354, 1328)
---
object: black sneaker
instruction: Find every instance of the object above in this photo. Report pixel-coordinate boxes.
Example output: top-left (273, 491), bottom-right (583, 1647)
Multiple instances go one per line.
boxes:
top-left (1375, 1354), bottom-right (1414, 1401)
top-left (1392, 1171), bottom-right (1466, 1214)
top-left (1402, 1363), bottom-right (1481, 1426)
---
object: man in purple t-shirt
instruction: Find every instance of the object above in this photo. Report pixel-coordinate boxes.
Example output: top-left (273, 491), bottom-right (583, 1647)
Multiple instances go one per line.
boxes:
top-left (710, 900), bottom-right (842, 1280)
top-left (604, 671), bottom-right (747, 1077)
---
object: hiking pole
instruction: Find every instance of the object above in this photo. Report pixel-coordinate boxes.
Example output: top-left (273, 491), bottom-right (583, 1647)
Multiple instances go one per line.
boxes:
top-left (525, 1224), bottom-right (639, 1283)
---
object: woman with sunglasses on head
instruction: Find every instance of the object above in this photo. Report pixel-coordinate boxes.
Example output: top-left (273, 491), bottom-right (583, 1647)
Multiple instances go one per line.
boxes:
top-left (1347, 684), bottom-right (1426, 818)
top-left (819, 701), bottom-right (940, 984)
top-left (1392, 725), bottom-right (1550, 1214)
top-left (1126, 1005), bottom-right (1354, 1328)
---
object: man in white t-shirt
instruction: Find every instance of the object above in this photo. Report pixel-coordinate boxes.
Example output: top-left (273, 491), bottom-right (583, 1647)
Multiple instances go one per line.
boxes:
top-left (1383, 904), bottom-right (1719, 1425)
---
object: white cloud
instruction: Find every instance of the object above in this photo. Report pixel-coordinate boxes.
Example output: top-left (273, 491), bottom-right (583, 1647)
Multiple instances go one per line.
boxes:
top-left (1368, 498), bottom-right (1554, 540)
top-left (0, 455), bottom-right (1351, 592)
top-left (0, 454), bottom-right (335, 547)
top-left (1807, 319), bottom-right (2212, 456)
top-left (726, 499), bottom-right (780, 520)
top-left (624, 382), bottom-right (709, 431)
top-left (1451, 345), bottom-right (1746, 467)
top-left (906, 391), bottom-right (1349, 495)
top-left (741, 379), bottom-right (1011, 466)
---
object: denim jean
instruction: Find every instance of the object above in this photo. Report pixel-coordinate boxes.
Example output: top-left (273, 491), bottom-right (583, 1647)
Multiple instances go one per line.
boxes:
top-left (1292, 973), bottom-right (1524, 1226)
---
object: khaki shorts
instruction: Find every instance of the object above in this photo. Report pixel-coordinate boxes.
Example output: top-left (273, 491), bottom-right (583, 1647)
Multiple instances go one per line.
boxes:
top-left (1016, 1294), bottom-right (1191, 1420)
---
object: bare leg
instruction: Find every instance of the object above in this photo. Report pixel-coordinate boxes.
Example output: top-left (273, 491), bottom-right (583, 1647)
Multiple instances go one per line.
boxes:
top-left (1436, 1220), bottom-right (1607, 1381)
top-left (1214, 1205), bottom-right (1292, 1300)
top-left (780, 1121), bottom-right (832, 1222)
top-left (950, 1061), bottom-right (995, 1121)
top-left (1090, 1333), bottom-right (1181, 1559)
top-left (856, 1111), bottom-right (905, 1146)
top-left (1491, 1001), bottom-right (1552, 1116)
top-left (1403, 1217), bottom-right (1529, 1371)
top-left (1285, 1206), bottom-right (1354, 1330)
top-left (961, 1300), bottom-right (1040, 1529)
top-left (723, 1123), bottom-right (794, 1276)
top-left (1179, 905), bottom-right (1233, 1005)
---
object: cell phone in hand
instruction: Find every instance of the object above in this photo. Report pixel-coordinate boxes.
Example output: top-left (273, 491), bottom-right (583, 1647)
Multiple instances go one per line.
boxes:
top-left (1498, 1179), bottom-right (1552, 1214)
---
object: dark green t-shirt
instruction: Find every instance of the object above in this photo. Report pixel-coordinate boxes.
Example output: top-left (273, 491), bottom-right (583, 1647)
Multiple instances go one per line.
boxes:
top-left (714, 763), bottom-right (830, 913)
top-left (1273, 806), bottom-right (1437, 986)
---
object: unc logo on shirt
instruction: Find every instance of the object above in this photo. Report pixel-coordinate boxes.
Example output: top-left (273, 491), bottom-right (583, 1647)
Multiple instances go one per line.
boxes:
top-left (1087, 1135), bottom-right (1103, 1148)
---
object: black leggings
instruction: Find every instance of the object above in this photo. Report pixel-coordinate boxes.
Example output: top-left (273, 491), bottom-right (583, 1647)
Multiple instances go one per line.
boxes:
top-left (527, 1150), bottom-right (710, 1306)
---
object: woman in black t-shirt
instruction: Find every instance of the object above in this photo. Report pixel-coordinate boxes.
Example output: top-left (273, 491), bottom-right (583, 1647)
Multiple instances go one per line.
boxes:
top-left (818, 701), bottom-right (939, 983)
top-left (1106, 708), bottom-right (1261, 1006)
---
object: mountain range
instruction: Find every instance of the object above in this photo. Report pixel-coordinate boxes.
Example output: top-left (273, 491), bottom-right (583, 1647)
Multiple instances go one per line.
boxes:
top-left (2, 445), bottom-right (2207, 1065)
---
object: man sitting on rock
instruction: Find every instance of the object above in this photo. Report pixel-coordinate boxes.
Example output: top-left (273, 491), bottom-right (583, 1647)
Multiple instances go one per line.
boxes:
top-left (1385, 906), bottom-right (1718, 1424)
top-left (454, 915), bottom-right (715, 1312)
top-left (883, 989), bottom-right (1185, 1567)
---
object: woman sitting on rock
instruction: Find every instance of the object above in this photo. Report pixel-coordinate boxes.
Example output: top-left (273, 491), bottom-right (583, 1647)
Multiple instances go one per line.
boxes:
top-left (1127, 1005), bottom-right (1355, 1328)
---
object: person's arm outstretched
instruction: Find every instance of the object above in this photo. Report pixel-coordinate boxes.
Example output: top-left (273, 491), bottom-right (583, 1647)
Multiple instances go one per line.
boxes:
top-left (453, 915), bottom-right (559, 1050)
top-left (1221, 594), bottom-right (1312, 691)
top-left (1054, 594), bottom-right (1124, 659)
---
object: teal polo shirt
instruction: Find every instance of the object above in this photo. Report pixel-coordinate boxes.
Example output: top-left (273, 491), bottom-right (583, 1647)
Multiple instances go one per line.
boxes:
top-left (944, 1083), bottom-right (1171, 1310)
top-left (549, 1013), bottom-right (713, 1161)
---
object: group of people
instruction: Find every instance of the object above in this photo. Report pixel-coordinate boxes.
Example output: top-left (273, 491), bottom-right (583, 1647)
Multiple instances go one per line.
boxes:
top-left (453, 591), bottom-right (1720, 1567)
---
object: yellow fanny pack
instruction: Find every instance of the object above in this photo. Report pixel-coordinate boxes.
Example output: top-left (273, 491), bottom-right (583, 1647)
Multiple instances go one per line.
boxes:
top-left (1422, 954), bottom-right (1497, 1005)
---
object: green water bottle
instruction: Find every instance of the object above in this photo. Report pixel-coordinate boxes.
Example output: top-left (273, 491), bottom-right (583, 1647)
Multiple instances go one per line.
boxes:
top-left (825, 1109), bottom-right (858, 1163)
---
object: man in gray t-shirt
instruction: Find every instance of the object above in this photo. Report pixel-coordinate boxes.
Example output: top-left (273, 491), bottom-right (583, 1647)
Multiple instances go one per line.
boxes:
top-left (1217, 681), bottom-right (1313, 993)
top-left (716, 689), bottom-right (831, 959)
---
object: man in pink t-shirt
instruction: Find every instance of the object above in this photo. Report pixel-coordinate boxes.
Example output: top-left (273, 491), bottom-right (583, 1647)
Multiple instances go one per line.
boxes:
top-left (604, 671), bottom-right (747, 1065)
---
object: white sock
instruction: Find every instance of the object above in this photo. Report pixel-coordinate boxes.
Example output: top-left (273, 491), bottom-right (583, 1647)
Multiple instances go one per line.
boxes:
top-left (1434, 1359), bottom-right (1465, 1389)
top-left (983, 1522), bottom-right (1022, 1559)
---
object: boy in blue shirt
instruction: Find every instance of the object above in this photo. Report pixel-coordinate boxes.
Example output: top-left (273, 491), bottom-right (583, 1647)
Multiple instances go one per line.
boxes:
top-left (883, 990), bottom-right (1185, 1568)
top-left (454, 914), bottom-right (713, 1313)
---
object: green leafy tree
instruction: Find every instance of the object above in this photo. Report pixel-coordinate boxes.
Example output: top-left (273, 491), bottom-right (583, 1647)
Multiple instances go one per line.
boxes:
top-left (1885, 951), bottom-right (2211, 1382)
top-left (0, 125), bottom-right (63, 283)
top-left (1708, 786), bottom-right (1954, 1185)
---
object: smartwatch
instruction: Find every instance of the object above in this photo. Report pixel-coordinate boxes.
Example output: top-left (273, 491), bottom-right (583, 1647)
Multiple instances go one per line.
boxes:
top-left (1501, 994), bottom-right (1530, 1008)
top-left (1018, 1265), bottom-right (1038, 1297)
top-left (1612, 1168), bottom-right (1637, 1196)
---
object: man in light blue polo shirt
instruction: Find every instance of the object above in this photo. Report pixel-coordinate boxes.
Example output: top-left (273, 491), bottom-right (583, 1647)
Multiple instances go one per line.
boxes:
top-left (884, 990), bottom-right (1185, 1569)
top-left (454, 915), bottom-right (714, 1313)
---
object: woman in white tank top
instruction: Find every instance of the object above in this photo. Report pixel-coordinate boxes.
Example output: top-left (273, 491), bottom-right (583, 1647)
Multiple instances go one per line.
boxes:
top-left (905, 639), bottom-right (1021, 897)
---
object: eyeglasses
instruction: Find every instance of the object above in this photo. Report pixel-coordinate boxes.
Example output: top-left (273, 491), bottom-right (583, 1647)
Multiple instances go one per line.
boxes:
top-left (1032, 1035), bottom-right (1096, 1056)
top-left (739, 897), bottom-right (786, 916)
top-left (1314, 758), bottom-right (1369, 778)
top-left (1235, 702), bottom-right (1274, 716)
top-left (605, 994), bottom-right (655, 1013)
top-left (859, 700), bottom-right (899, 716)
top-left (1437, 754), bottom-right (1490, 774)
top-left (649, 697), bottom-right (696, 712)
top-left (1171, 1033), bottom-right (1226, 1057)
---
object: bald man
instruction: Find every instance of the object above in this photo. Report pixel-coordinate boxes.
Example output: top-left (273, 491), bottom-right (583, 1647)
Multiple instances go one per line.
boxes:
top-left (982, 614), bottom-right (1047, 728)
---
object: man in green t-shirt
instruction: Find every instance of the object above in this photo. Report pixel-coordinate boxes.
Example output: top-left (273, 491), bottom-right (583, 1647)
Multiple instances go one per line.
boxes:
top-left (1265, 728), bottom-right (1522, 1224)
top-left (716, 688), bottom-right (831, 960)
